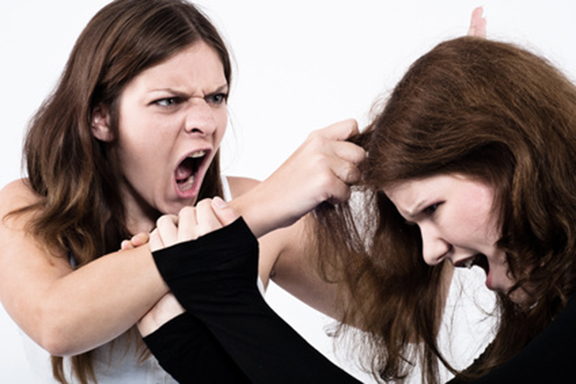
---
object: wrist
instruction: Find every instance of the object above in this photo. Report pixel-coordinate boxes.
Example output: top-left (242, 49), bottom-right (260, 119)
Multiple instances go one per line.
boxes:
top-left (228, 186), bottom-right (273, 238)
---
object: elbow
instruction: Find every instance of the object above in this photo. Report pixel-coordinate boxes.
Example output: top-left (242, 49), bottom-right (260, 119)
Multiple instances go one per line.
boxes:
top-left (34, 307), bottom-right (81, 357)
top-left (37, 326), bottom-right (77, 357)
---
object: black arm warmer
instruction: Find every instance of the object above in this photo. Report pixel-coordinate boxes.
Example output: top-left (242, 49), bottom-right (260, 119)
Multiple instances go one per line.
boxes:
top-left (144, 312), bottom-right (250, 383)
top-left (150, 218), bottom-right (360, 383)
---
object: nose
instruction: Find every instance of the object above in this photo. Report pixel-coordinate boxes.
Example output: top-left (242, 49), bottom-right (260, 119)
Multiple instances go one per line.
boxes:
top-left (184, 99), bottom-right (217, 136)
top-left (420, 224), bottom-right (450, 266)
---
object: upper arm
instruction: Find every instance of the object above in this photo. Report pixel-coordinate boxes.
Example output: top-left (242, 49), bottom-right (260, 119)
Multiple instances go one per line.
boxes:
top-left (0, 180), bottom-right (73, 336)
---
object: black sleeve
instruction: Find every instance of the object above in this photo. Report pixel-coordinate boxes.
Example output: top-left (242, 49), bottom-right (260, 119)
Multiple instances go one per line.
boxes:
top-left (143, 312), bottom-right (250, 383)
top-left (151, 218), bottom-right (360, 384)
top-left (447, 294), bottom-right (576, 384)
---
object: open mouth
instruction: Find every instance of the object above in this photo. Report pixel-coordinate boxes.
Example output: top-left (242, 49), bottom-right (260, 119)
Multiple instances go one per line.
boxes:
top-left (457, 254), bottom-right (489, 275)
top-left (175, 150), bottom-right (207, 192)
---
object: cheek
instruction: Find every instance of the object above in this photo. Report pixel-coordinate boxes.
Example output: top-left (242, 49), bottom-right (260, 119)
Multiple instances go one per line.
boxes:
top-left (464, 205), bottom-right (500, 245)
top-left (214, 110), bottom-right (228, 145)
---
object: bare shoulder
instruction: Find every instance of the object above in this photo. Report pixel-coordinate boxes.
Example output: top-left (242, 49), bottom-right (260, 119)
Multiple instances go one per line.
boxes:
top-left (226, 176), bottom-right (260, 199)
top-left (0, 179), bottom-right (40, 218)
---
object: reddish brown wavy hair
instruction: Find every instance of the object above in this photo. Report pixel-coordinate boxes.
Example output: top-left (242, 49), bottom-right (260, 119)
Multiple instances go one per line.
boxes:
top-left (315, 36), bottom-right (576, 382)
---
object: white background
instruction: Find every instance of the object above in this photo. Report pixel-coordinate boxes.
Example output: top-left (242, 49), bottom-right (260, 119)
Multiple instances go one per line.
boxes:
top-left (1, 1), bottom-right (575, 382)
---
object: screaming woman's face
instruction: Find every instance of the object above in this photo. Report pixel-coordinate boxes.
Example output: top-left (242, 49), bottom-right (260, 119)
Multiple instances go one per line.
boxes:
top-left (384, 174), bottom-right (517, 297)
top-left (91, 41), bottom-right (228, 232)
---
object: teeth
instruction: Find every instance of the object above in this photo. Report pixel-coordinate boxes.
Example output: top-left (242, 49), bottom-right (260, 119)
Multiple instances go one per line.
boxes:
top-left (188, 150), bottom-right (205, 159)
top-left (463, 257), bottom-right (475, 269)
top-left (178, 175), bottom-right (195, 191)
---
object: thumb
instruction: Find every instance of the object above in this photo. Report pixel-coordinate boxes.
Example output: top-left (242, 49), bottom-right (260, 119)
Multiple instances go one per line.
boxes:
top-left (211, 196), bottom-right (240, 226)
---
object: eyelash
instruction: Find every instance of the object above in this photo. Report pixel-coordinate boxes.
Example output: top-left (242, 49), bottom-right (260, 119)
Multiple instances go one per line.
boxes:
top-left (423, 203), bottom-right (441, 216)
top-left (207, 93), bottom-right (228, 105)
top-left (153, 97), bottom-right (182, 107)
top-left (153, 93), bottom-right (228, 108)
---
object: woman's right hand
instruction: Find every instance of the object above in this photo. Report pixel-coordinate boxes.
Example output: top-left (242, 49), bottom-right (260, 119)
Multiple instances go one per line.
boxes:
top-left (230, 119), bottom-right (366, 238)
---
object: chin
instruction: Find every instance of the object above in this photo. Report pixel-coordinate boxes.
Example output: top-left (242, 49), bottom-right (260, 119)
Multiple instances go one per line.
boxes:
top-left (163, 200), bottom-right (195, 216)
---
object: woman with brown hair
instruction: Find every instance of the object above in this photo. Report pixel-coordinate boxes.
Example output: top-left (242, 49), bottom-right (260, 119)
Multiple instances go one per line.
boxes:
top-left (139, 35), bottom-right (576, 383)
top-left (0, 0), bottom-right (364, 382)
top-left (316, 35), bottom-right (576, 382)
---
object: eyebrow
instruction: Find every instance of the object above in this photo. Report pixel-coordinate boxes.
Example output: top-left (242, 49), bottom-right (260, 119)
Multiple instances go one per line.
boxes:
top-left (213, 84), bottom-right (229, 93)
top-left (404, 201), bottom-right (425, 219)
top-left (149, 84), bottom-right (229, 95)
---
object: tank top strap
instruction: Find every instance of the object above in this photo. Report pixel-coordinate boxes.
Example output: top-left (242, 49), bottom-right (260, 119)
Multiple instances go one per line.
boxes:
top-left (221, 174), bottom-right (232, 202)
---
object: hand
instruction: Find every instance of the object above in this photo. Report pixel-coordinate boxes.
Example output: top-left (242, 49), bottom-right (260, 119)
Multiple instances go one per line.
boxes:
top-left (138, 197), bottom-right (239, 336)
top-left (149, 197), bottom-right (240, 252)
top-left (468, 6), bottom-right (487, 38)
top-left (230, 119), bottom-right (366, 238)
top-left (120, 232), bottom-right (150, 251)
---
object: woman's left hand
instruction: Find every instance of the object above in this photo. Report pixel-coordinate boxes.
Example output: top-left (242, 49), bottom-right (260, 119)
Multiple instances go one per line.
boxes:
top-left (137, 198), bottom-right (240, 336)
top-left (149, 197), bottom-right (239, 252)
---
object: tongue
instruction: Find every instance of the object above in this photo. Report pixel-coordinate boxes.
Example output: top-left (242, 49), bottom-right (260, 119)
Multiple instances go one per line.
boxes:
top-left (175, 158), bottom-right (194, 183)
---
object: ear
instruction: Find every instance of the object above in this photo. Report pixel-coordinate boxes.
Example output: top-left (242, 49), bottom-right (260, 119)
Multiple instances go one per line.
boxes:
top-left (91, 104), bottom-right (114, 142)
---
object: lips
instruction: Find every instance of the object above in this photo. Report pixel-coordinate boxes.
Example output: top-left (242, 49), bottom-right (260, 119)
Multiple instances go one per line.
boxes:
top-left (174, 150), bottom-right (209, 196)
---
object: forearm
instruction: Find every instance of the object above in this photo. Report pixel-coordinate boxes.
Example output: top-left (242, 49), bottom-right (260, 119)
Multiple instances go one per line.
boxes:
top-left (143, 313), bottom-right (250, 383)
top-left (7, 246), bottom-right (168, 356)
top-left (228, 183), bottom-right (293, 239)
top-left (151, 219), bottom-right (360, 383)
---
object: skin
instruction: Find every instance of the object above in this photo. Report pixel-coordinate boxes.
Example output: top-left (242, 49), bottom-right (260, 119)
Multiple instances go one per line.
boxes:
top-left (468, 6), bottom-right (487, 38)
top-left (136, 6), bottom-right (490, 336)
top-left (92, 42), bottom-right (229, 233)
top-left (0, 6), bottom-right (487, 360)
top-left (0, 40), bottom-right (363, 357)
top-left (384, 174), bottom-right (515, 295)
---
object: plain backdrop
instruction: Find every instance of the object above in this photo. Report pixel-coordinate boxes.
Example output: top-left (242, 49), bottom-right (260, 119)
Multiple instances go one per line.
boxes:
top-left (1, 1), bottom-right (575, 382)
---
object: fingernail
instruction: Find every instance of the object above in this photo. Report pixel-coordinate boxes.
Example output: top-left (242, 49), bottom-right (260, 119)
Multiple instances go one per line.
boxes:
top-left (213, 196), bottom-right (228, 209)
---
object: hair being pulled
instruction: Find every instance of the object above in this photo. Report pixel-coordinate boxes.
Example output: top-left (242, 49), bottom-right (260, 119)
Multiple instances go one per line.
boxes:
top-left (314, 36), bottom-right (576, 383)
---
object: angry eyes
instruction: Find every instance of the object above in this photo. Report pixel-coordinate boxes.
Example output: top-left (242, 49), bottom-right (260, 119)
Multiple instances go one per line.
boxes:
top-left (152, 92), bottom-right (228, 108)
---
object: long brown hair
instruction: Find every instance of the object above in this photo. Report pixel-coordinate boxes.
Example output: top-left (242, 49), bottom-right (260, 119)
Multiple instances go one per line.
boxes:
top-left (315, 36), bottom-right (576, 382)
top-left (20, 0), bottom-right (231, 382)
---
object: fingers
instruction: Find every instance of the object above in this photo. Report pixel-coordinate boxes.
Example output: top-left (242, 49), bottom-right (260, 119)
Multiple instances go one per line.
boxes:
top-left (177, 206), bottom-right (198, 243)
top-left (155, 198), bottom-right (239, 248)
top-left (468, 6), bottom-right (487, 38)
top-left (194, 199), bottom-right (225, 238)
top-left (306, 121), bottom-right (366, 184)
top-left (331, 155), bottom-right (362, 185)
top-left (311, 131), bottom-right (365, 186)
top-left (120, 232), bottom-right (150, 251)
top-left (149, 229), bottom-right (165, 252)
top-left (323, 176), bottom-right (353, 205)
top-left (211, 197), bottom-right (240, 226)
top-left (332, 140), bottom-right (366, 168)
top-left (155, 214), bottom-right (179, 247)
top-left (314, 119), bottom-right (359, 142)
top-left (120, 239), bottom-right (133, 251)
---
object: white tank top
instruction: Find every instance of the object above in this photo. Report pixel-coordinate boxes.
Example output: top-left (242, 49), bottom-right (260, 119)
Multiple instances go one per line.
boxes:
top-left (21, 176), bottom-right (234, 383)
